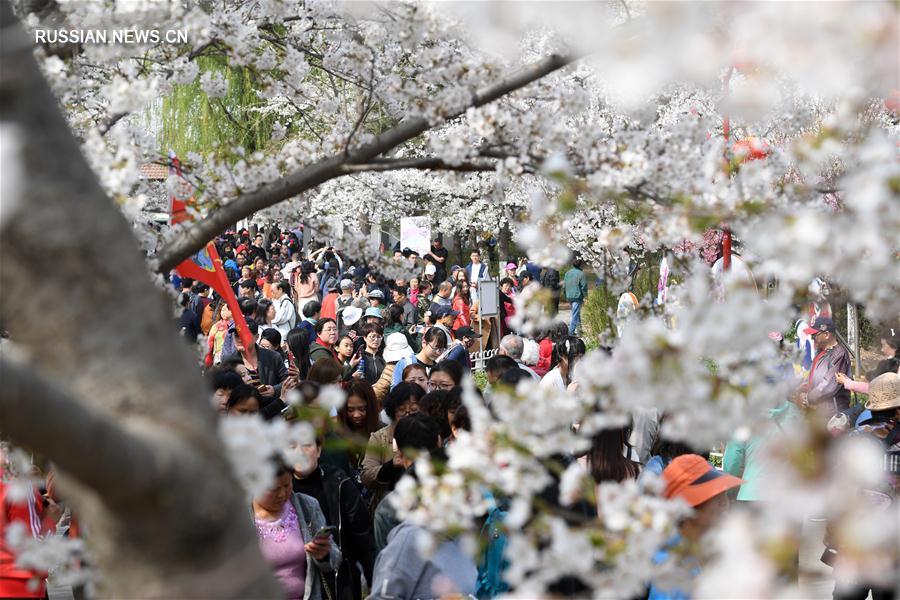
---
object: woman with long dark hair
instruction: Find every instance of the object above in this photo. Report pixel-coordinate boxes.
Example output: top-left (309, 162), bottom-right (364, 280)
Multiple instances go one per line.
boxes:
top-left (451, 279), bottom-right (473, 330)
top-left (587, 423), bottom-right (641, 484)
top-left (254, 298), bottom-right (275, 331)
top-left (836, 325), bottom-right (900, 394)
top-left (337, 380), bottom-right (382, 473)
top-left (286, 329), bottom-right (311, 381)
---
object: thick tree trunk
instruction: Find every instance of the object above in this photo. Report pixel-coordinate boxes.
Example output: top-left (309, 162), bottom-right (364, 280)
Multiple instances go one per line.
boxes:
top-left (0, 7), bottom-right (279, 597)
top-left (498, 222), bottom-right (512, 264)
top-left (454, 233), bottom-right (465, 268)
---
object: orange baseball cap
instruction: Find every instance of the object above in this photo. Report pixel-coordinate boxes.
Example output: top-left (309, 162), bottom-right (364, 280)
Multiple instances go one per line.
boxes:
top-left (662, 454), bottom-right (743, 507)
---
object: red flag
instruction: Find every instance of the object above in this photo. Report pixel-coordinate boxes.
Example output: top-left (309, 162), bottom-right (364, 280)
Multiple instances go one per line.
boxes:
top-left (722, 228), bottom-right (732, 271)
top-left (168, 154), bottom-right (254, 349)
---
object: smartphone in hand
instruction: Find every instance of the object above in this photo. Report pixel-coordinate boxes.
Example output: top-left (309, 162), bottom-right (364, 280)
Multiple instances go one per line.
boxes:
top-left (315, 525), bottom-right (337, 539)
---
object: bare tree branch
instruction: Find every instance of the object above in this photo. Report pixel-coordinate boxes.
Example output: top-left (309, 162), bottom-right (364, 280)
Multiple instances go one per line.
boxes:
top-left (155, 52), bottom-right (577, 272)
top-left (99, 111), bottom-right (127, 136)
top-left (340, 157), bottom-right (499, 173)
top-left (0, 356), bottom-right (159, 506)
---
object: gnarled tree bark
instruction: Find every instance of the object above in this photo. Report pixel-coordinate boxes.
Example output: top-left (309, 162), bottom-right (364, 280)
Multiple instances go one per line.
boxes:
top-left (0, 5), bottom-right (279, 597)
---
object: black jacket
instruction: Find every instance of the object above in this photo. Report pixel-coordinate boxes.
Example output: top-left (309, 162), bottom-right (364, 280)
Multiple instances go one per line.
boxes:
top-left (540, 268), bottom-right (561, 291)
top-left (361, 351), bottom-right (386, 385)
top-left (293, 465), bottom-right (377, 600)
top-left (868, 355), bottom-right (900, 382)
top-left (221, 345), bottom-right (288, 419)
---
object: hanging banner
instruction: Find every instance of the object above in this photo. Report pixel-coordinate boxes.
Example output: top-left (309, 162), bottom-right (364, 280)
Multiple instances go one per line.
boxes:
top-left (400, 216), bottom-right (431, 256)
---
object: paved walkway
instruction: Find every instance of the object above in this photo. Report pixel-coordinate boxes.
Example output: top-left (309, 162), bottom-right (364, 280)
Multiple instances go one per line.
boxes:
top-left (798, 518), bottom-right (835, 599)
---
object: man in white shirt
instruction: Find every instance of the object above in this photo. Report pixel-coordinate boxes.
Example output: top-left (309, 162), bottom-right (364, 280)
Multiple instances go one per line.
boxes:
top-left (465, 249), bottom-right (490, 285)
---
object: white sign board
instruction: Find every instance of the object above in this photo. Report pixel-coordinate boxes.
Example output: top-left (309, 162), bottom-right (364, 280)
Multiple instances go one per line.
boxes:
top-left (478, 280), bottom-right (499, 317)
top-left (400, 217), bottom-right (431, 256)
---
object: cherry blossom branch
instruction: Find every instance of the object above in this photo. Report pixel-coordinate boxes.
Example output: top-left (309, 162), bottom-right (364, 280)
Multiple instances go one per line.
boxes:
top-left (155, 52), bottom-right (576, 272)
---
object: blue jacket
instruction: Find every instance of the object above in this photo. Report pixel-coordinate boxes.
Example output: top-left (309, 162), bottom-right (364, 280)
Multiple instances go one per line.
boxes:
top-left (443, 343), bottom-right (471, 371)
top-left (297, 319), bottom-right (317, 346)
top-left (563, 267), bottom-right (588, 302)
top-left (370, 523), bottom-right (477, 599)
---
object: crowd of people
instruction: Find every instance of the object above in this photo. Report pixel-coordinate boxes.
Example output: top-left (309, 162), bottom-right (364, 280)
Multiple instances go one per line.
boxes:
top-left (3, 222), bottom-right (898, 600)
top-left (173, 225), bottom-right (599, 599)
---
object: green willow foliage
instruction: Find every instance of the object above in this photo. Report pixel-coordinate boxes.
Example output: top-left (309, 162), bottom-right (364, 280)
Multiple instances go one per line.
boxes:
top-left (159, 56), bottom-right (277, 160)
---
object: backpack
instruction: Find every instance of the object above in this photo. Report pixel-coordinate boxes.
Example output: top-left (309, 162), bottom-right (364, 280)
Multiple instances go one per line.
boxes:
top-left (277, 296), bottom-right (297, 330)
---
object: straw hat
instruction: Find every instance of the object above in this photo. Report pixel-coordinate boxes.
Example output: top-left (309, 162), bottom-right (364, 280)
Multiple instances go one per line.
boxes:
top-left (865, 372), bottom-right (900, 411)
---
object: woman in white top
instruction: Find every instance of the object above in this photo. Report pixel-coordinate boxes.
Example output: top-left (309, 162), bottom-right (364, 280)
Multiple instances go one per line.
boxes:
top-left (539, 336), bottom-right (586, 392)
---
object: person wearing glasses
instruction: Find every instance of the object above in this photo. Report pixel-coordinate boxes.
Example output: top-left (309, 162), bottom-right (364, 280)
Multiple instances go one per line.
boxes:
top-left (427, 361), bottom-right (462, 392)
top-left (357, 322), bottom-right (386, 385)
top-left (798, 317), bottom-right (851, 417)
top-left (360, 383), bottom-right (426, 516)
top-left (389, 328), bottom-right (448, 389)
top-left (309, 318), bottom-right (340, 364)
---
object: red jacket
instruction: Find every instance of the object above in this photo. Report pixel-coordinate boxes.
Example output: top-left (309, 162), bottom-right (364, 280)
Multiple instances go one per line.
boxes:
top-left (452, 296), bottom-right (471, 330)
top-left (320, 291), bottom-right (339, 321)
top-left (1, 478), bottom-right (48, 598)
top-left (535, 338), bottom-right (553, 377)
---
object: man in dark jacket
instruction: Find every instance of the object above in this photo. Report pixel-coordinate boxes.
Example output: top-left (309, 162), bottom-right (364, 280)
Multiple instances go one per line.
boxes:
top-left (424, 239), bottom-right (449, 284)
top-left (292, 438), bottom-right (377, 600)
top-left (391, 288), bottom-right (417, 327)
top-left (220, 319), bottom-right (288, 419)
top-left (540, 267), bottom-right (561, 317)
top-left (373, 414), bottom-right (442, 551)
top-left (801, 317), bottom-right (852, 416)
